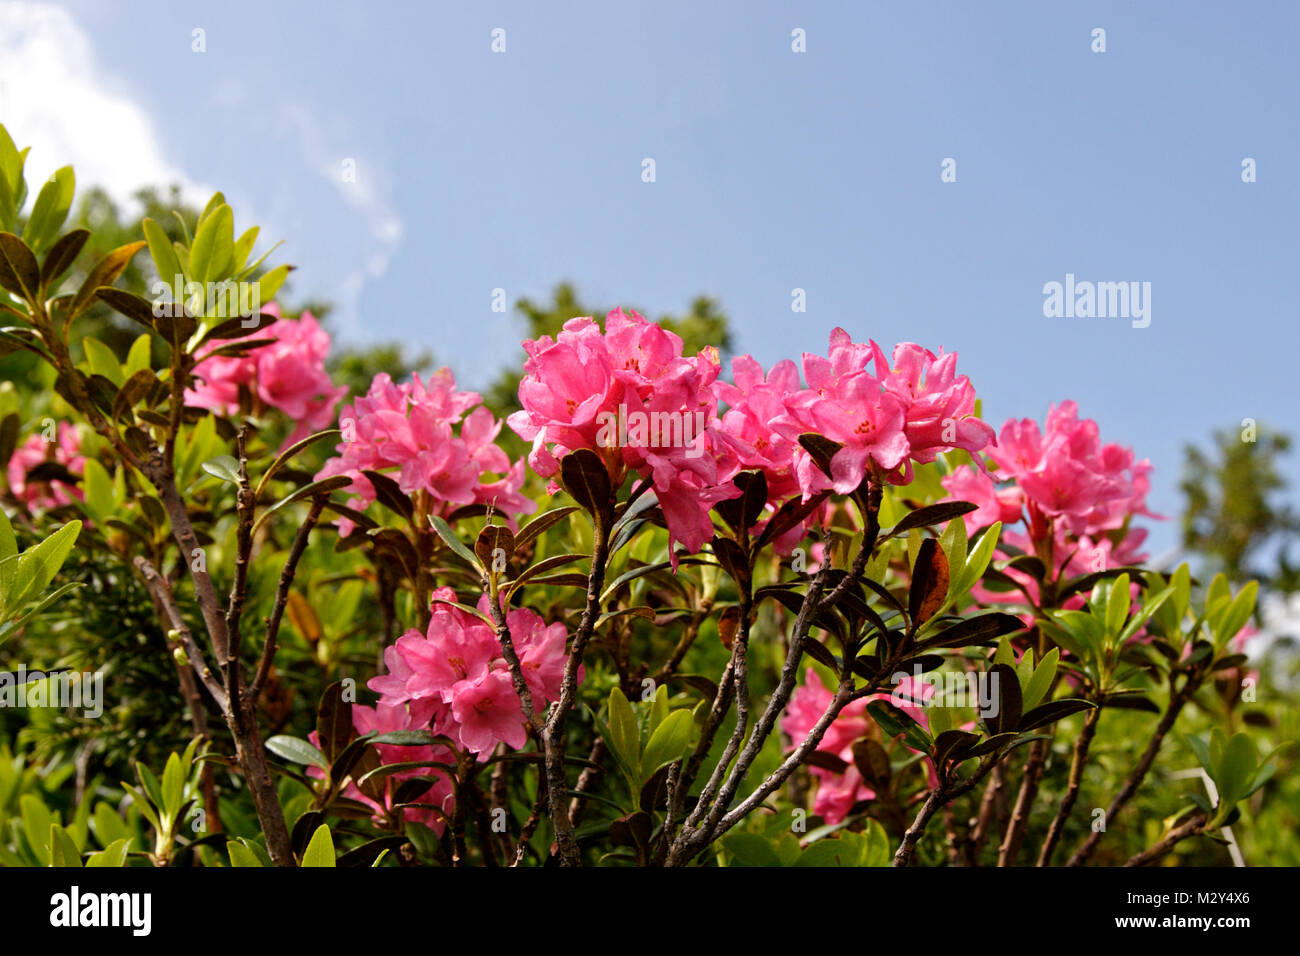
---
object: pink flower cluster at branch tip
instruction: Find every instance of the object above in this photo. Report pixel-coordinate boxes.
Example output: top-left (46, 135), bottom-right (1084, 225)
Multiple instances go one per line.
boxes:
top-left (510, 317), bottom-right (994, 559)
top-left (185, 304), bottom-right (347, 448)
top-left (316, 369), bottom-right (534, 536)
top-left (507, 309), bottom-right (740, 557)
top-left (769, 330), bottom-right (994, 497)
top-left (942, 399), bottom-right (1158, 547)
top-left (941, 400), bottom-right (1161, 614)
top-left (6, 422), bottom-right (85, 511)
top-left (368, 587), bottom-right (573, 760)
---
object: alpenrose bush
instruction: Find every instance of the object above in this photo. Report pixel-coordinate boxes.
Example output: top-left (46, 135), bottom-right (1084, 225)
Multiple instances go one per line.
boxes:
top-left (0, 123), bottom-right (1280, 867)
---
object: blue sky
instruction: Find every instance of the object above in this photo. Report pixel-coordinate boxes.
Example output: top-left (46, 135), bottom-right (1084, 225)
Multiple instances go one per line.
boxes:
top-left (5, 0), bottom-right (1298, 556)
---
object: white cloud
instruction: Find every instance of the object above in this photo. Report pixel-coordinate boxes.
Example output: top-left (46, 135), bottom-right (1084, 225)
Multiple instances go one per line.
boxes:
top-left (282, 104), bottom-right (404, 338)
top-left (0, 1), bottom-right (205, 208)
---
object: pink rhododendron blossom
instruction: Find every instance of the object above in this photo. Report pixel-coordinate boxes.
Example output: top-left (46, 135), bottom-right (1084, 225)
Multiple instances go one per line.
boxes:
top-left (308, 700), bottom-right (455, 834)
top-left (984, 401), bottom-right (1157, 537)
top-left (870, 341), bottom-right (995, 474)
top-left (317, 369), bottom-right (533, 535)
top-left (940, 402), bottom-right (1161, 622)
top-left (6, 423), bottom-right (85, 511)
top-left (772, 329), bottom-right (993, 499)
top-left (781, 667), bottom-right (938, 824)
top-left (367, 588), bottom-right (573, 760)
top-left (508, 309), bottom-right (741, 558)
top-left (186, 304), bottom-right (347, 447)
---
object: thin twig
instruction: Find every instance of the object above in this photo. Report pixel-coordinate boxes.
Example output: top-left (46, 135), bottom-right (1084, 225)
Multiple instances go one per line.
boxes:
top-left (1123, 814), bottom-right (1207, 867)
top-left (1067, 683), bottom-right (1194, 867)
top-left (1038, 704), bottom-right (1101, 865)
top-left (249, 495), bottom-right (327, 701)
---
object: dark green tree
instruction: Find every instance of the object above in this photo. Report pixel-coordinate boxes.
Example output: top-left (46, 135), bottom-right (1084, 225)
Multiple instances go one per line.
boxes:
top-left (1181, 422), bottom-right (1298, 590)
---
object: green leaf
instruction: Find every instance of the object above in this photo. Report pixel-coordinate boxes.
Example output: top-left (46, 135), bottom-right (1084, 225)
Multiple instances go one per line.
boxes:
top-left (6, 519), bottom-right (81, 612)
top-left (1214, 582), bottom-right (1258, 651)
top-left (428, 514), bottom-right (483, 571)
top-left (161, 751), bottom-right (186, 820)
top-left (300, 824), bottom-right (336, 867)
top-left (1186, 732), bottom-right (1213, 774)
top-left (1104, 572), bottom-right (1131, 638)
top-left (68, 242), bottom-right (146, 322)
top-left (722, 833), bottom-right (782, 867)
top-left (251, 474), bottom-right (351, 536)
top-left (0, 509), bottom-right (15, 559)
top-left (512, 506), bottom-right (578, 553)
top-left (82, 458), bottom-right (115, 522)
top-left (640, 709), bottom-right (693, 775)
top-left (265, 735), bottom-right (329, 770)
top-left (1022, 648), bottom-right (1058, 711)
top-left (201, 454), bottom-right (242, 485)
top-left (22, 166), bottom-right (75, 253)
top-left (1216, 733), bottom-right (1257, 810)
top-left (1171, 563), bottom-right (1191, 621)
top-left (958, 521), bottom-right (1001, 594)
top-left (254, 263), bottom-right (292, 303)
top-left (143, 217), bottom-right (183, 286)
top-left (190, 203), bottom-right (234, 284)
top-left (226, 839), bottom-right (266, 868)
top-left (86, 837), bottom-right (131, 868)
top-left (0, 232), bottom-right (40, 302)
top-left (49, 824), bottom-right (82, 868)
top-left (606, 688), bottom-right (641, 786)
top-left (21, 793), bottom-right (53, 865)
top-left (940, 512), bottom-right (968, 594)
top-left (255, 428), bottom-right (340, 497)
top-left (1117, 586), bottom-right (1175, 644)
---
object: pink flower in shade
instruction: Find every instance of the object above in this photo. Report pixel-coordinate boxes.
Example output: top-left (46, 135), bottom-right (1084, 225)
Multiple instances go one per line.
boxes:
top-left (508, 309), bottom-right (741, 561)
top-left (6, 423), bottom-right (85, 511)
top-left (368, 588), bottom-right (574, 760)
top-left (783, 667), bottom-right (943, 824)
top-left (782, 667), bottom-right (874, 823)
top-left (186, 305), bottom-right (347, 447)
top-left (498, 601), bottom-right (570, 702)
top-left (316, 369), bottom-right (534, 536)
top-left (309, 700), bottom-right (455, 834)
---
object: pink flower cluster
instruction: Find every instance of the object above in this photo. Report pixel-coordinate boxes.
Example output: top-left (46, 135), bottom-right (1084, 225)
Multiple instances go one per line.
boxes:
top-left (510, 315), bottom-right (994, 557)
top-left (943, 400), bottom-right (1156, 561)
top-left (367, 587), bottom-right (570, 759)
top-left (186, 305), bottom-right (347, 447)
top-left (507, 309), bottom-right (737, 554)
top-left (782, 667), bottom-right (934, 824)
top-left (6, 423), bottom-right (84, 511)
top-left (316, 369), bottom-right (533, 535)
top-left (940, 401), bottom-right (1160, 615)
top-left (310, 700), bottom-right (456, 834)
